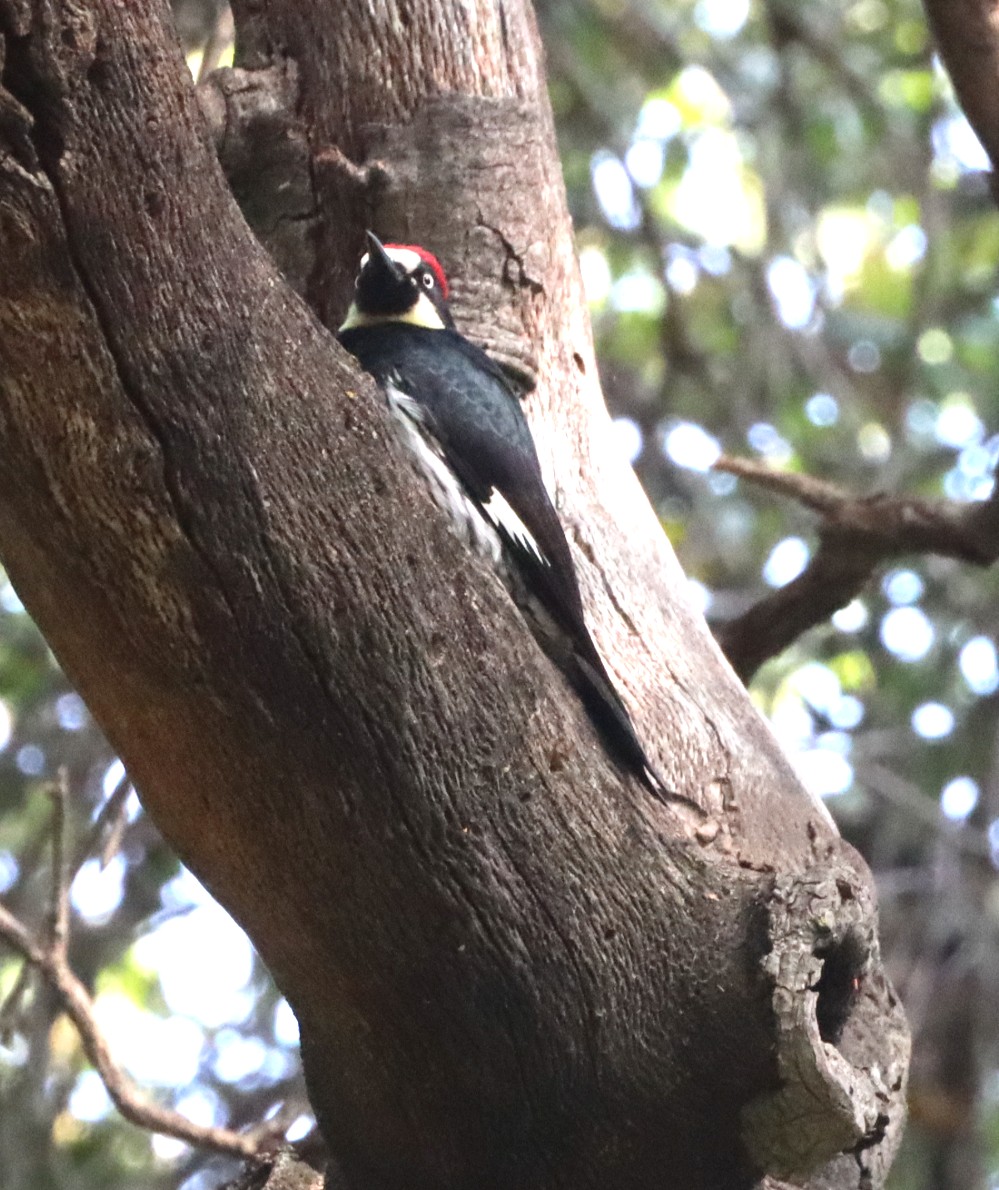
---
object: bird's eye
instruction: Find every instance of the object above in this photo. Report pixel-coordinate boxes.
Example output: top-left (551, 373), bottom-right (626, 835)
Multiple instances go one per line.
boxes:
top-left (422, 272), bottom-right (435, 289)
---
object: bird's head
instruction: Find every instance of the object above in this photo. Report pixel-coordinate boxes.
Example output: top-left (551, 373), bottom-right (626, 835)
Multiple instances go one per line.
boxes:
top-left (340, 232), bottom-right (454, 332)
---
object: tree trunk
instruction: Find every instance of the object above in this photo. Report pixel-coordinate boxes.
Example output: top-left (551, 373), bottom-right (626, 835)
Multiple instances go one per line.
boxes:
top-left (0, 2), bottom-right (908, 1188)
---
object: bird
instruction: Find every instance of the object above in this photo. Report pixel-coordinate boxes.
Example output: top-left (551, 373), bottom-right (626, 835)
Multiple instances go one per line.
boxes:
top-left (338, 231), bottom-right (671, 802)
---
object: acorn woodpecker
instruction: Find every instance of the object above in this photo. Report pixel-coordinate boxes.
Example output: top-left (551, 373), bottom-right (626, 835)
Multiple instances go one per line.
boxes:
top-left (339, 232), bottom-right (670, 801)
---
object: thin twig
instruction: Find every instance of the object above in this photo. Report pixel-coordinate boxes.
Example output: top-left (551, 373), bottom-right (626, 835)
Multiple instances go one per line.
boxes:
top-left (0, 898), bottom-right (266, 1159)
top-left (0, 771), bottom-right (274, 1160)
top-left (99, 807), bottom-right (129, 871)
top-left (71, 768), bottom-right (133, 876)
top-left (714, 457), bottom-right (848, 514)
top-left (47, 769), bottom-right (70, 961)
top-left (1, 767), bottom-right (132, 996)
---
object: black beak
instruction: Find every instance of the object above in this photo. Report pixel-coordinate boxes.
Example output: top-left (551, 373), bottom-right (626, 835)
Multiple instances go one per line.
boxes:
top-left (365, 231), bottom-right (402, 282)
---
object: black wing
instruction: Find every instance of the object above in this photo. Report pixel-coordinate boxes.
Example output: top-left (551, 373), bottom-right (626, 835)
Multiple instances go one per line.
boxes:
top-left (341, 327), bottom-right (587, 626)
top-left (339, 323), bottom-right (670, 798)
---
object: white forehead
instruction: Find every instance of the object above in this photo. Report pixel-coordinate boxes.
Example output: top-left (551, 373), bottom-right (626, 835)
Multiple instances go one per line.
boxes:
top-left (359, 246), bottom-right (424, 274)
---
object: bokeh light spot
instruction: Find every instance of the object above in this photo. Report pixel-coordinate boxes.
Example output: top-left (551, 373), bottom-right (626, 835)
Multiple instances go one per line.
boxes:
top-left (940, 777), bottom-right (979, 822)
top-left (882, 569), bottom-right (924, 605)
top-left (763, 537), bottom-right (809, 587)
top-left (880, 606), bottom-right (934, 661)
top-left (806, 393), bottom-right (839, 426)
top-left (612, 417), bottom-right (644, 464)
top-left (664, 421), bottom-right (721, 471)
top-left (911, 701), bottom-right (954, 740)
top-left (71, 857), bottom-right (126, 925)
top-left (959, 636), bottom-right (999, 695)
top-left (832, 600), bottom-right (868, 633)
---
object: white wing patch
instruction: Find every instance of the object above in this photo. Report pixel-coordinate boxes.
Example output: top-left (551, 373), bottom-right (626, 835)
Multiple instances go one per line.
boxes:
top-left (385, 380), bottom-right (424, 422)
top-left (385, 383), bottom-right (546, 570)
top-left (386, 383), bottom-right (503, 564)
top-left (482, 489), bottom-right (547, 567)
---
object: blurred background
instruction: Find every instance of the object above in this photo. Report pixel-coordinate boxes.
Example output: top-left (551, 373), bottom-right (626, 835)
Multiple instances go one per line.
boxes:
top-left (1, 0), bottom-right (997, 1186)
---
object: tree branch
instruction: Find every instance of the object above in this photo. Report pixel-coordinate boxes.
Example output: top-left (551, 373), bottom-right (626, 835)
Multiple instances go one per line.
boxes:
top-left (0, 900), bottom-right (268, 1158)
top-left (713, 455), bottom-right (999, 682)
top-left (0, 790), bottom-right (269, 1160)
top-left (46, 770), bottom-right (70, 960)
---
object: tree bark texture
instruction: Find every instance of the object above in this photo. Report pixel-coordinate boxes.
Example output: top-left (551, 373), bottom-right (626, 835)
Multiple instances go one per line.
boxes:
top-left (0, 2), bottom-right (908, 1189)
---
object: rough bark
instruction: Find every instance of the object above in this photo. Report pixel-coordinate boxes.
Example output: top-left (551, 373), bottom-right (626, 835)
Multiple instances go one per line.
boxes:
top-left (0, 2), bottom-right (907, 1189)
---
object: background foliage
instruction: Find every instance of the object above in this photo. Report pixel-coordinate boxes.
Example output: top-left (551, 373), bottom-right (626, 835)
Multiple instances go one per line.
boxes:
top-left (1, 0), bottom-right (996, 1186)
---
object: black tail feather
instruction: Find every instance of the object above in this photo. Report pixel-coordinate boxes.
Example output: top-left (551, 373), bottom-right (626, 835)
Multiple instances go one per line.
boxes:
top-left (506, 571), bottom-right (675, 804)
top-left (572, 655), bottom-right (675, 804)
